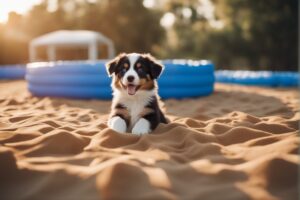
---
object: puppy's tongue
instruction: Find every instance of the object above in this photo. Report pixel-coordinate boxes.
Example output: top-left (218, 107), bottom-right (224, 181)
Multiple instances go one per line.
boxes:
top-left (127, 85), bottom-right (137, 95)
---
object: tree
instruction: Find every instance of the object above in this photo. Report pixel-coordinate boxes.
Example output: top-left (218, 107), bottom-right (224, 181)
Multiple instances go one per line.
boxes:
top-left (161, 0), bottom-right (298, 70)
top-left (94, 0), bottom-right (165, 54)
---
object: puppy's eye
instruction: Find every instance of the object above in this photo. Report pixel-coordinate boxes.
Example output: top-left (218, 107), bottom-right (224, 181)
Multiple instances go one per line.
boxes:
top-left (119, 68), bottom-right (127, 75)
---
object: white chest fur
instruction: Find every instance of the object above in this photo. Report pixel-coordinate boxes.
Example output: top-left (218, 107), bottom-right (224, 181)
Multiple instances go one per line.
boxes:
top-left (112, 89), bottom-right (154, 130)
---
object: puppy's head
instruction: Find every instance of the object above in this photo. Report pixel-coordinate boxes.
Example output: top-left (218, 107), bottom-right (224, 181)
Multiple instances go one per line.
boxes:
top-left (106, 53), bottom-right (164, 95)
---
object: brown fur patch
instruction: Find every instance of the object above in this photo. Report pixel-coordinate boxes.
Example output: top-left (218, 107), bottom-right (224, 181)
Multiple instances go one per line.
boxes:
top-left (139, 108), bottom-right (154, 118)
top-left (139, 78), bottom-right (155, 90)
top-left (113, 77), bottom-right (123, 90)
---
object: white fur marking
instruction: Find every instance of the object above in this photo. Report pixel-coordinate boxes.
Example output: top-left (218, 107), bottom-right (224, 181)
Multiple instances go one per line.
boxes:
top-left (108, 116), bottom-right (127, 133)
top-left (122, 53), bottom-right (140, 86)
top-left (132, 118), bottom-right (151, 135)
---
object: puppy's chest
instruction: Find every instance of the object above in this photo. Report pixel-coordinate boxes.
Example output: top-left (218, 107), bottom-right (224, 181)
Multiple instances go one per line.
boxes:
top-left (122, 100), bottom-right (147, 128)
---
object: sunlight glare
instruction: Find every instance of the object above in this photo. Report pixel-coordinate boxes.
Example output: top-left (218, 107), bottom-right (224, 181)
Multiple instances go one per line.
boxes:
top-left (197, 0), bottom-right (224, 29)
top-left (182, 7), bottom-right (192, 19)
top-left (47, 0), bottom-right (58, 12)
top-left (143, 0), bottom-right (155, 8)
top-left (160, 12), bottom-right (175, 29)
top-left (0, 0), bottom-right (42, 23)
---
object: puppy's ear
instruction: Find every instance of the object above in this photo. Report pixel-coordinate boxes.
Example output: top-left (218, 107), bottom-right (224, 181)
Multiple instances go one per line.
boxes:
top-left (151, 62), bottom-right (164, 79)
top-left (143, 54), bottom-right (164, 79)
top-left (106, 60), bottom-right (117, 76)
top-left (106, 53), bottom-right (126, 76)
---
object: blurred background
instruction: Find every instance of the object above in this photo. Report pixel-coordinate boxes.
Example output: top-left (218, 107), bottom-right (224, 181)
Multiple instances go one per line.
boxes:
top-left (0, 0), bottom-right (297, 71)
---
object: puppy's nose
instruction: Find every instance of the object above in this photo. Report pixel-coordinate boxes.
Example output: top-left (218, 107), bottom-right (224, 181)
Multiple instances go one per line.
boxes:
top-left (127, 76), bottom-right (135, 82)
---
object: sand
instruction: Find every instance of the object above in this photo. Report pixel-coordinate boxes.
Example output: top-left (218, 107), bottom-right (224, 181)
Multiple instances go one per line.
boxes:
top-left (0, 80), bottom-right (299, 200)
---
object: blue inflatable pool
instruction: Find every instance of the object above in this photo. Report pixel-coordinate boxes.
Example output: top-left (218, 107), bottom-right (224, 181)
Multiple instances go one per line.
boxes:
top-left (26, 60), bottom-right (215, 99)
top-left (215, 70), bottom-right (299, 87)
top-left (0, 65), bottom-right (26, 79)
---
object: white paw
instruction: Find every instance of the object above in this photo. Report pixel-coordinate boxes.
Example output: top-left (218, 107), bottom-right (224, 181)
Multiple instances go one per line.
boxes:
top-left (108, 116), bottom-right (127, 133)
top-left (132, 118), bottom-right (151, 135)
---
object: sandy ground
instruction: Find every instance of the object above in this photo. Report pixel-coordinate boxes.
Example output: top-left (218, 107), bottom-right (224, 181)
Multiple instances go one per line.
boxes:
top-left (0, 80), bottom-right (299, 200)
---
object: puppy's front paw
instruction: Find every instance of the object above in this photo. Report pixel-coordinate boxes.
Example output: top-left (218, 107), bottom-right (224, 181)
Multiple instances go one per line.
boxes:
top-left (132, 118), bottom-right (151, 135)
top-left (108, 116), bottom-right (127, 133)
top-left (132, 126), bottom-right (150, 135)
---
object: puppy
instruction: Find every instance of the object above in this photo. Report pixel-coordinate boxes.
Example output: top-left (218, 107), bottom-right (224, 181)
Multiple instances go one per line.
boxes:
top-left (106, 53), bottom-right (168, 135)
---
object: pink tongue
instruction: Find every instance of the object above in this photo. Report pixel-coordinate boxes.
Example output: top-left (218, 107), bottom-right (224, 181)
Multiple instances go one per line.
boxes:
top-left (127, 85), bottom-right (137, 95)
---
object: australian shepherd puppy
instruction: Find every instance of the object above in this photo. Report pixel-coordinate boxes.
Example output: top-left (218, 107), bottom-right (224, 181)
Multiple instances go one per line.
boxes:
top-left (106, 53), bottom-right (168, 135)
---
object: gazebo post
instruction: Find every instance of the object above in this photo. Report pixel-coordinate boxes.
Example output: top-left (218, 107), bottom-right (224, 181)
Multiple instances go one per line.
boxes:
top-left (88, 42), bottom-right (98, 61)
top-left (47, 45), bottom-right (56, 61)
top-left (29, 44), bottom-right (36, 62)
top-left (107, 41), bottom-right (115, 59)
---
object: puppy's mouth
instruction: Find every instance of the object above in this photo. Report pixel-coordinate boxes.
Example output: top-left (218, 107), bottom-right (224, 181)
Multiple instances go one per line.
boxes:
top-left (126, 84), bottom-right (140, 95)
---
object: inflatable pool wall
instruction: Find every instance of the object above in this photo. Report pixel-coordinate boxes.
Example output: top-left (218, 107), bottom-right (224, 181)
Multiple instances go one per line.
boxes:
top-left (0, 65), bottom-right (26, 79)
top-left (26, 60), bottom-right (215, 99)
top-left (215, 70), bottom-right (299, 87)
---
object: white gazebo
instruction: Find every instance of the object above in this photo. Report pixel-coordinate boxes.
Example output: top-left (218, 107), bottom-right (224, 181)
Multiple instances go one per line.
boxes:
top-left (29, 30), bottom-right (115, 62)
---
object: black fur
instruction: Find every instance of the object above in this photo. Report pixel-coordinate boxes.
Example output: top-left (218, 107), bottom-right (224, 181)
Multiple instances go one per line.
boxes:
top-left (142, 55), bottom-right (163, 79)
top-left (115, 103), bottom-right (126, 109)
top-left (144, 96), bottom-right (167, 130)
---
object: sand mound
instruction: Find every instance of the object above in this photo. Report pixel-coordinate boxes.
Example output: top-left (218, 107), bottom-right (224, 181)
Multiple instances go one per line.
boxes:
top-left (0, 80), bottom-right (299, 200)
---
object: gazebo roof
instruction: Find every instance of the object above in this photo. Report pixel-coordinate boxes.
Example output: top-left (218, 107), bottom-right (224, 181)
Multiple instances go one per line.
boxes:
top-left (31, 30), bottom-right (113, 46)
top-left (29, 30), bottom-right (115, 61)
